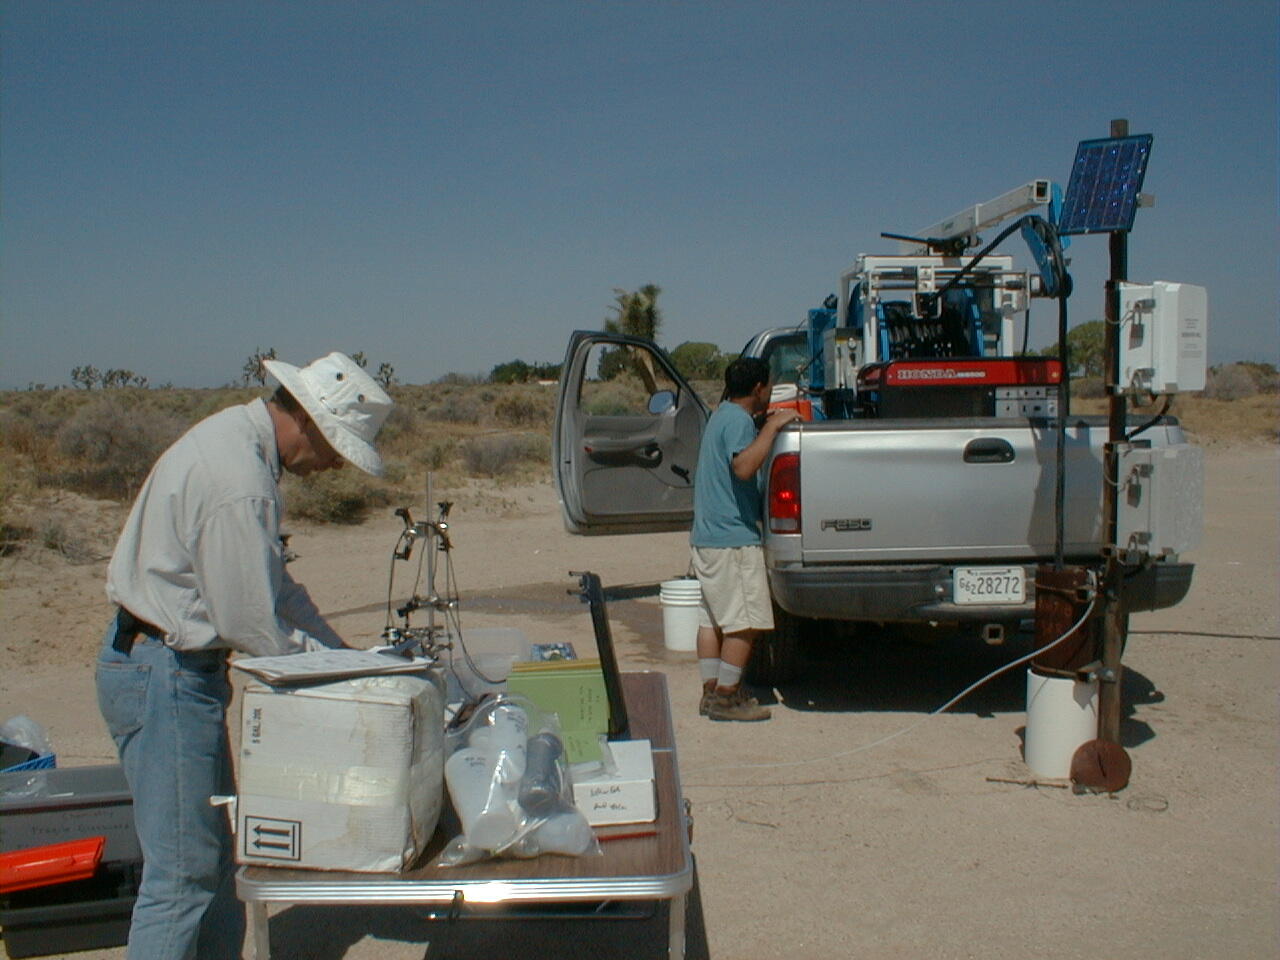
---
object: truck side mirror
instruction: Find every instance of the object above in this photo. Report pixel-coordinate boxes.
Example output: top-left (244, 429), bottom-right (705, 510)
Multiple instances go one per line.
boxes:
top-left (647, 390), bottom-right (676, 415)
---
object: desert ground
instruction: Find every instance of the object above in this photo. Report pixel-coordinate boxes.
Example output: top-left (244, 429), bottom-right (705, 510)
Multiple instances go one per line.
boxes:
top-left (1, 446), bottom-right (1276, 959)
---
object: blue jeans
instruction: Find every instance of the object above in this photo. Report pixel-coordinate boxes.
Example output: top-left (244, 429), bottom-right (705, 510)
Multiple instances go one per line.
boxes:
top-left (96, 624), bottom-right (245, 960)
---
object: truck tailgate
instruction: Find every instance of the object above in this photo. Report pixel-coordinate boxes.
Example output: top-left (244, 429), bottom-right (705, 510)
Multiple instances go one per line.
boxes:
top-left (796, 417), bottom-right (1179, 563)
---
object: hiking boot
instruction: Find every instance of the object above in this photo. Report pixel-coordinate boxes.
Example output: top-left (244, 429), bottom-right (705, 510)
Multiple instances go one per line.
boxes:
top-left (698, 679), bottom-right (717, 717)
top-left (706, 685), bottom-right (771, 722)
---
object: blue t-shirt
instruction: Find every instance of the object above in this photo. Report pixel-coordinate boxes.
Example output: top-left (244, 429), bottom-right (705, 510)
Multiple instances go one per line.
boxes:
top-left (691, 402), bottom-right (762, 548)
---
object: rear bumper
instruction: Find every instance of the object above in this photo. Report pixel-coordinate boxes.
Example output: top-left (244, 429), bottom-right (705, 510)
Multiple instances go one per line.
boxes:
top-left (767, 561), bottom-right (1194, 623)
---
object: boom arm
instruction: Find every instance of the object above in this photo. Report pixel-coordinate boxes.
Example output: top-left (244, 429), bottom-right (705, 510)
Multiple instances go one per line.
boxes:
top-left (901, 180), bottom-right (1053, 255)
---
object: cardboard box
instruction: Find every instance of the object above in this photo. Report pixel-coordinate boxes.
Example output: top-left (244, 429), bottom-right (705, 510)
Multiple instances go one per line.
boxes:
top-left (0, 765), bottom-right (140, 864)
top-left (236, 672), bottom-right (445, 872)
top-left (572, 739), bottom-right (655, 826)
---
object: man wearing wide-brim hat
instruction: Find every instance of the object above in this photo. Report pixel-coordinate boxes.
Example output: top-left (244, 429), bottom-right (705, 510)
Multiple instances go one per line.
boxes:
top-left (95, 352), bottom-right (393, 960)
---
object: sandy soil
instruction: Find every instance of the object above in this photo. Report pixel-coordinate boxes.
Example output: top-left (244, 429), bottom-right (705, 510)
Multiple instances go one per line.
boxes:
top-left (1, 448), bottom-right (1276, 959)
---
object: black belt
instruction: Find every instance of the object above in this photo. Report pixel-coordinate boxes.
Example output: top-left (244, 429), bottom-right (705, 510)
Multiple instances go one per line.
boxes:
top-left (112, 607), bottom-right (164, 654)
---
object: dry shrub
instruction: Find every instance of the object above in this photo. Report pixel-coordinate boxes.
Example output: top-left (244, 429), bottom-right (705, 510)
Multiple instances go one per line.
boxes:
top-left (0, 519), bottom-right (31, 557)
top-left (374, 402), bottom-right (419, 450)
top-left (35, 513), bottom-right (99, 563)
top-left (1169, 395), bottom-right (1279, 446)
top-left (52, 397), bottom-right (187, 500)
top-left (426, 392), bottom-right (486, 424)
top-left (460, 433), bottom-right (549, 478)
top-left (411, 436), bottom-right (458, 472)
top-left (1205, 363), bottom-right (1260, 400)
top-left (283, 470), bottom-right (393, 524)
top-left (493, 388), bottom-right (554, 428)
top-left (580, 376), bottom-right (650, 416)
top-left (0, 401), bottom-right (70, 469)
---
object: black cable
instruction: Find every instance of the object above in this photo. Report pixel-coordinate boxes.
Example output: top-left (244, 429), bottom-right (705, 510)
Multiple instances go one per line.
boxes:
top-left (1127, 396), bottom-right (1172, 441)
top-left (384, 531), bottom-right (411, 632)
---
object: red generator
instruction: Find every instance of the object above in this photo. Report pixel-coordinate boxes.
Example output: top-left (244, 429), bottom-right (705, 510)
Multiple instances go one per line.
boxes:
top-left (856, 357), bottom-right (1063, 419)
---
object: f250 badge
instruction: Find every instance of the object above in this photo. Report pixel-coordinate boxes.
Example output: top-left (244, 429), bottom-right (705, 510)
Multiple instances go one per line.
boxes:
top-left (821, 518), bottom-right (873, 531)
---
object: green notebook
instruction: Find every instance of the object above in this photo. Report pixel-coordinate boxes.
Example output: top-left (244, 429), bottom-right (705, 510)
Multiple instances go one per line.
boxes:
top-left (505, 658), bottom-right (609, 763)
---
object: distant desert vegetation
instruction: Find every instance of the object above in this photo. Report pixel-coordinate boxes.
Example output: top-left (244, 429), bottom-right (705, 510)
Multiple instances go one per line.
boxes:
top-left (0, 363), bottom-right (1274, 561)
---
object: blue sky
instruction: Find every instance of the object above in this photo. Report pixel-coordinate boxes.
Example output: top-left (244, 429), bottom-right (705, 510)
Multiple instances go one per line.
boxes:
top-left (3, 1), bottom-right (1276, 388)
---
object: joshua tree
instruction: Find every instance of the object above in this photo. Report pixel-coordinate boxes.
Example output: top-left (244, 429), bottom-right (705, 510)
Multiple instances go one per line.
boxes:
top-left (599, 284), bottom-right (663, 390)
top-left (241, 347), bottom-right (278, 386)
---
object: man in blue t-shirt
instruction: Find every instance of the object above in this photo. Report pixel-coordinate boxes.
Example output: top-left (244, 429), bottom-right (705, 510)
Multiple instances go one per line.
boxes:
top-left (690, 357), bottom-right (800, 721)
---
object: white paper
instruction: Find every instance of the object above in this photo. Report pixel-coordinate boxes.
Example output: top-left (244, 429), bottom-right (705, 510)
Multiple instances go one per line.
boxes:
top-left (231, 648), bottom-right (436, 684)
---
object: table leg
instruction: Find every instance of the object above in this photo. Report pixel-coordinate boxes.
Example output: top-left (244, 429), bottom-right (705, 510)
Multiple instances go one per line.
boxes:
top-left (668, 892), bottom-right (686, 959)
top-left (251, 901), bottom-right (271, 960)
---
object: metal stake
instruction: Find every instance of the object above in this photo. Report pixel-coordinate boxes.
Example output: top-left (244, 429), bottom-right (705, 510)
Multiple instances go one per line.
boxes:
top-left (1098, 117), bottom-right (1130, 746)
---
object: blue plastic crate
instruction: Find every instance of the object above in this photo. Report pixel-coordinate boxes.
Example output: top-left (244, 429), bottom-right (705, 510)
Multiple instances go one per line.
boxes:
top-left (0, 753), bottom-right (56, 774)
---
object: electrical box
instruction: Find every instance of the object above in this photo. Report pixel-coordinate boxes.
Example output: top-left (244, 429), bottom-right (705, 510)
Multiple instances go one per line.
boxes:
top-left (1116, 281), bottom-right (1208, 394)
top-left (1115, 443), bottom-right (1204, 558)
top-left (994, 386), bottom-right (1058, 418)
top-left (823, 327), bottom-right (860, 390)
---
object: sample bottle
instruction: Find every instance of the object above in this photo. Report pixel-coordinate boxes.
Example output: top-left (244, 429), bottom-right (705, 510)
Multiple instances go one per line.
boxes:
top-left (447, 747), bottom-right (519, 850)
top-left (525, 811), bottom-right (595, 857)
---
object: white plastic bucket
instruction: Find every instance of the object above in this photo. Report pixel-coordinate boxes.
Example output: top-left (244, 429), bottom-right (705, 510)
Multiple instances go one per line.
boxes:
top-left (660, 578), bottom-right (701, 597)
top-left (1024, 669), bottom-right (1099, 779)
top-left (660, 580), bottom-right (702, 652)
top-left (661, 601), bottom-right (700, 652)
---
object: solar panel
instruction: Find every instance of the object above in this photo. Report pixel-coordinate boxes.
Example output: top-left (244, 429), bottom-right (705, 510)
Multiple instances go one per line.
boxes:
top-left (1057, 134), bottom-right (1153, 235)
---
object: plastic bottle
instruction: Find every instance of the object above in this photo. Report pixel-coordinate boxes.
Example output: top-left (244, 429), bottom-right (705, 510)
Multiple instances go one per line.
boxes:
top-left (525, 811), bottom-right (595, 856)
top-left (487, 702), bottom-right (528, 781)
top-left (448, 746), bottom-right (520, 850)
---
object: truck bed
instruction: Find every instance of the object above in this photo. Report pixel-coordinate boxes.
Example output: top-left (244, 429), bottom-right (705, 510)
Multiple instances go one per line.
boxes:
top-left (764, 415), bottom-right (1196, 622)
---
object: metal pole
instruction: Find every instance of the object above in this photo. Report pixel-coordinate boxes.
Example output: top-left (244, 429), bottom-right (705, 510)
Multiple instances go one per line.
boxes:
top-left (425, 472), bottom-right (436, 641)
top-left (1097, 118), bottom-right (1130, 745)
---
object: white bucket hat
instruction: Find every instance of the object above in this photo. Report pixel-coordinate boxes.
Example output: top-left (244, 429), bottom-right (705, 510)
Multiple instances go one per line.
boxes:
top-left (263, 352), bottom-right (394, 476)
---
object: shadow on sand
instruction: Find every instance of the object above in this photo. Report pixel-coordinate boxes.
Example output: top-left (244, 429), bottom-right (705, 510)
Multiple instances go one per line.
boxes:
top-left (747, 623), bottom-right (1162, 750)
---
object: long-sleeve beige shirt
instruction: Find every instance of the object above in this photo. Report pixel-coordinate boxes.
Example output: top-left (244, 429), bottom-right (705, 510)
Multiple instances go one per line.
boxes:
top-left (106, 398), bottom-right (344, 655)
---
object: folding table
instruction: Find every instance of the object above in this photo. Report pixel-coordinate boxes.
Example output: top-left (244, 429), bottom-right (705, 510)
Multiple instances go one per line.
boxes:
top-left (236, 671), bottom-right (693, 959)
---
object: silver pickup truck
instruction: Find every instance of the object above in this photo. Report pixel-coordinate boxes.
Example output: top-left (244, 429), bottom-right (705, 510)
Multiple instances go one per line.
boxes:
top-left (553, 331), bottom-right (1200, 683)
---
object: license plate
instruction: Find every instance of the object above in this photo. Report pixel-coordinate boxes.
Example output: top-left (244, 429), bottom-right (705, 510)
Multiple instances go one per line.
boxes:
top-left (953, 566), bottom-right (1025, 605)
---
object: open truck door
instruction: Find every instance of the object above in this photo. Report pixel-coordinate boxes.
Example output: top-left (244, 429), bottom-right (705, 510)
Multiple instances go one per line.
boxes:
top-left (554, 331), bottom-right (708, 535)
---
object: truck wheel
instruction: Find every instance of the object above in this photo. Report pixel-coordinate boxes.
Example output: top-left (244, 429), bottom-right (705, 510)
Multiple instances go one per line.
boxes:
top-left (746, 603), bottom-right (804, 687)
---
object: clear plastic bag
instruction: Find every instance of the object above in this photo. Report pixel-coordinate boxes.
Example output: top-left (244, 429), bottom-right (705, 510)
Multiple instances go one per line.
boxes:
top-left (438, 694), bottom-right (600, 866)
top-left (0, 715), bottom-right (56, 799)
top-left (0, 715), bottom-right (53, 762)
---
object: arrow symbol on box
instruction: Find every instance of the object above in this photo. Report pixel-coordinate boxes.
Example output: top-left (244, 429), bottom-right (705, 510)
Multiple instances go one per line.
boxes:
top-left (253, 839), bottom-right (293, 851)
top-left (254, 825), bottom-right (292, 838)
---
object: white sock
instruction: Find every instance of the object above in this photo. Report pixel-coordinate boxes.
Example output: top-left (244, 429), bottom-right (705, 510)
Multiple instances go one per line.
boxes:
top-left (716, 662), bottom-right (744, 689)
top-left (699, 658), bottom-right (721, 684)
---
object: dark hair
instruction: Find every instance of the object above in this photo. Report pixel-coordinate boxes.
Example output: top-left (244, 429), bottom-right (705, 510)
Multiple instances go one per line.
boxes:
top-left (271, 385), bottom-right (303, 415)
top-left (723, 357), bottom-right (770, 399)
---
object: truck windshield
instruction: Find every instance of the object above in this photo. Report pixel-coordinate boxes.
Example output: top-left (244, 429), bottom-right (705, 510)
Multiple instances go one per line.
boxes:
top-left (761, 333), bottom-right (808, 385)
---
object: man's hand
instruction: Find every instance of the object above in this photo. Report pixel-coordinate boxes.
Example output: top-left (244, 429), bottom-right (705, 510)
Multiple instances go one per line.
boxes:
top-left (733, 406), bottom-right (802, 481)
top-left (761, 407), bottom-right (802, 432)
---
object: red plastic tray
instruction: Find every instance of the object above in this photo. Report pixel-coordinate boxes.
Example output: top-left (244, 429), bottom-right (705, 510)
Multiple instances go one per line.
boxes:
top-left (0, 836), bottom-right (106, 894)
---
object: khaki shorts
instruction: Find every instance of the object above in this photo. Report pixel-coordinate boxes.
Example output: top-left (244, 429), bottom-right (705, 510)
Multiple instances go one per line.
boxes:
top-left (691, 544), bottom-right (775, 635)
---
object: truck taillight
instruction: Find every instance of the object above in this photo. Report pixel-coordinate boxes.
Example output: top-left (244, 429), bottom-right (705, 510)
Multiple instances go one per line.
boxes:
top-left (768, 453), bottom-right (801, 533)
